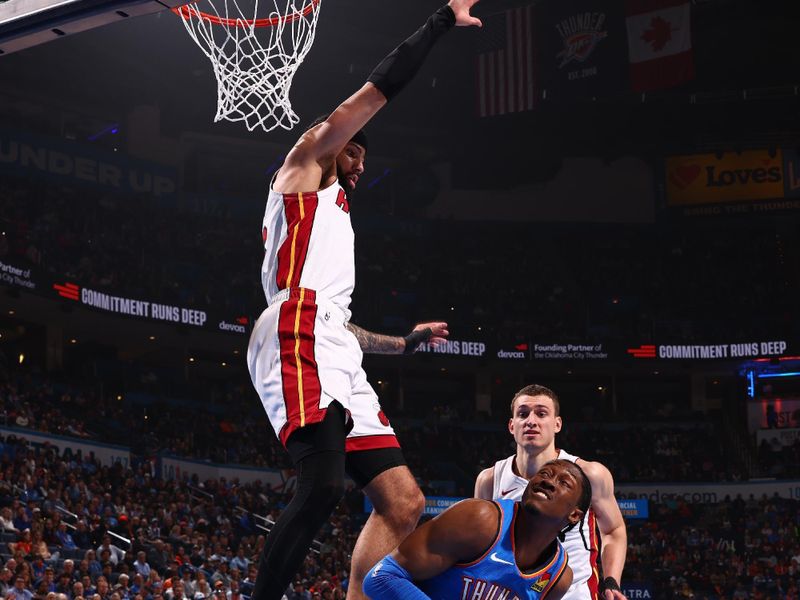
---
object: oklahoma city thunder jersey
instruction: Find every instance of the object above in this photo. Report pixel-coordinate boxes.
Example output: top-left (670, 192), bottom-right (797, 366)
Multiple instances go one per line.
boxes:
top-left (492, 451), bottom-right (600, 600)
top-left (261, 177), bottom-right (355, 319)
top-left (420, 499), bottom-right (568, 600)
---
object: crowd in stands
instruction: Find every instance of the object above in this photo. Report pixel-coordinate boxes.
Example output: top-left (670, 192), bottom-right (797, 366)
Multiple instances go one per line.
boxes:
top-left (0, 370), bottom-right (748, 491)
top-left (2, 154), bottom-right (800, 600)
top-left (757, 435), bottom-right (800, 480)
top-left (0, 434), bottom-right (362, 600)
top-left (625, 495), bottom-right (800, 600)
top-left (0, 426), bottom-right (796, 600)
top-left (2, 176), bottom-right (798, 345)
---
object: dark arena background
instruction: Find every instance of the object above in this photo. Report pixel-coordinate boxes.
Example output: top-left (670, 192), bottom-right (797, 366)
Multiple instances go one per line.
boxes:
top-left (1, 0), bottom-right (800, 598)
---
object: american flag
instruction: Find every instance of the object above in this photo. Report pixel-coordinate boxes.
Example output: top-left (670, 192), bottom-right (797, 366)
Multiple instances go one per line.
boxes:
top-left (476, 5), bottom-right (535, 117)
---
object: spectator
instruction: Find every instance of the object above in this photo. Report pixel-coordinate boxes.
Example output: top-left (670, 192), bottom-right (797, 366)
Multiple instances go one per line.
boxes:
top-left (85, 550), bottom-right (102, 579)
top-left (7, 576), bottom-right (34, 600)
top-left (1, 506), bottom-right (19, 532)
top-left (0, 567), bottom-right (15, 597)
top-left (97, 535), bottom-right (126, 566)
top-left (228, 549), bottom-right (248, 574)
top-left (73, 521), bottom-right (92, 549)
top-left (9, 528), bottom-right (33, 556)
top-left (285, 580), bottom-right (311, 600)
top-left (56, 522), bottom-right (78, 551)
top-left (131, 552), bottom-right (150, 580)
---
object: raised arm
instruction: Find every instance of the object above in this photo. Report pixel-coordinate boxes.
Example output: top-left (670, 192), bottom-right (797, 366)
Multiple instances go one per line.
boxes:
top-left (363, 499), bottom-right (499, 599)
top-left (276, 0), bottom-right (482, 191)
top-left (346, 322), bottom-right (448, 355)
top-left (580, 460), bottom-right (628, 600)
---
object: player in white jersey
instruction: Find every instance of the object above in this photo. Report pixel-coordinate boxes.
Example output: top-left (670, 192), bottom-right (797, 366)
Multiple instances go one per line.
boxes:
top-left (474, 385), bottom-right (628, 600)
top-left (246, 2), bottom-right (482, 600)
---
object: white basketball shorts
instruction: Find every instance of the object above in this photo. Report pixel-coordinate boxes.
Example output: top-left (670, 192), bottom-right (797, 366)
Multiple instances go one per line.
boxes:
top-left (247, 287), bottom-right (399, 451)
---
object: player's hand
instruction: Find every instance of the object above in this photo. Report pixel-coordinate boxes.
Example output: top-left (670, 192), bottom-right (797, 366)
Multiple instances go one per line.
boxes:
top-left (448, 0), bottom-right (482, 27)
top-left (603, 588), bottom-right (628, 600)
top-left (404, 321), bottom-right (449, 353)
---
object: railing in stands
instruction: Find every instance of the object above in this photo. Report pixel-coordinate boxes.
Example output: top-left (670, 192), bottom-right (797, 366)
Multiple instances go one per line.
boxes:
top-left (187, 485), bottom-right (214, 504)
top-left (233, 506), bottom-right (335, 557)
top-left (106, 529), bottom-right (131, 548)
top-left (55, 506), bottom-right (78, 530)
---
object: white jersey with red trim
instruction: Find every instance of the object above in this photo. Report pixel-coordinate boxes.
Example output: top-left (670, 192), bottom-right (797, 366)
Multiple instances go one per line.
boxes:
top-left (261, 177), bottom-right (354, 320)
top-left (491, 450), bottom-right (600, 600)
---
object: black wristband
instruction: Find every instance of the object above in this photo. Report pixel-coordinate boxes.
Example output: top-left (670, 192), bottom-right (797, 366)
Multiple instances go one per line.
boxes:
top-left (367, 5), bottom-right (456, 101)
top-left (602, 577), bottom-right (620, 593)
top-left (403, 327), bottom-right (433, 355)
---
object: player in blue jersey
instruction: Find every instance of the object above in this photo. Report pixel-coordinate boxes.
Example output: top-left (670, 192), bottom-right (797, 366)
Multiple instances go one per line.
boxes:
top-left (363, 460), bottom-right (592, 600)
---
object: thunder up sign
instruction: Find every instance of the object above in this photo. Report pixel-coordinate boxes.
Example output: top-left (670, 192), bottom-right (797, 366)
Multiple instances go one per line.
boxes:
top-left (665, 149), bottom-right (784, 206)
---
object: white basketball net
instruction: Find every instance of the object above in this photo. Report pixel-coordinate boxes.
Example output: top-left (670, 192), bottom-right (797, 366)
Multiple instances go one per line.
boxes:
top-left (174, 0), bottom-right (321, 132)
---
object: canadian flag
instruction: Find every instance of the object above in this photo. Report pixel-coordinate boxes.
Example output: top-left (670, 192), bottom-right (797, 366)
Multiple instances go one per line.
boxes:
top-left (626, 0), bottom-right (694, 92)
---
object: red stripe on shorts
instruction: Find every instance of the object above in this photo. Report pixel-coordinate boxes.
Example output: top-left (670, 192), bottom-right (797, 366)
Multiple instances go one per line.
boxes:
top-left (277, 291), bottom-right (324, 446)
top-left (275, 192), bottom-right (319, 290)
top-left (345, 435), bottom-right (401, 453)
top-left (586, 510), bottom-right (600, 599)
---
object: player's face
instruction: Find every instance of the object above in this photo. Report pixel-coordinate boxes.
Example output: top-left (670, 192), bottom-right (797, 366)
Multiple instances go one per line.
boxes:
top-left (336, 142), bottom-right (366, 190)
top-left (521, 461), bottom-right (583, 526)
top-left (508, 395), bottom-right (561, 451)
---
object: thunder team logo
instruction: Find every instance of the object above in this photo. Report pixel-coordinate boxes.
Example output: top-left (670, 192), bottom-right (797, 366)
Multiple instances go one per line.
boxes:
top-left (555, 12), bottom-right (608, 68)
top-left (531, 572), bottom-right (552, 593)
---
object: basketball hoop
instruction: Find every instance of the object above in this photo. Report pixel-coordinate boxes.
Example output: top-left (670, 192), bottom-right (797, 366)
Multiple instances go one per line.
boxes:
top-left (173, 0), bottom-right (321, 132)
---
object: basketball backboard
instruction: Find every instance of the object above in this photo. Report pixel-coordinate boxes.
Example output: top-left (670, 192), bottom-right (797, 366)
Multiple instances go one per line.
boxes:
top-left (0, 0), bottom-right (185, 54)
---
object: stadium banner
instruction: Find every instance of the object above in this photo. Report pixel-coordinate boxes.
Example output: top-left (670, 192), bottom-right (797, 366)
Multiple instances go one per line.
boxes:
top-left (365, 496), bottom-right (466, 516)
top-left (665, 150), bottom-right (784, 207)
top-left (0, 426), bottom-right (130, 468)
top-left (622, 582), bottom-right (654, 599)
top-left (531, 342), bottom-right (609, 360)
top-left (617, 498), bottom-right (649, 519)
top-left (415, 339), bottom-right (488, 358)
top-left (0, 129), bottom-right (177, 198)
top-left (0, 259), bottom-right (37, 292)
top-left (535, 0), bottom-right (629, 100)
top-left (783, 148), bottom-right (800, 198)
top-left (494, 342), bottom-right (530, 360)
top-left (0, 258), bottom-right (250, 335)
top-left (616, 479), bottom-right (800, 504)
top-left (625, 340), bottom-right (791, 360)
top-left (756, 428), bottom-right (800, 448)
top-left (160, 455), bottom-right (287, 488)
top-left (747, 398), bottom-right (800, 431)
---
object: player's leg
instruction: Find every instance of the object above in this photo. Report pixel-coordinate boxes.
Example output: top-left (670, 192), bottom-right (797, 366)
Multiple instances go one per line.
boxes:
top-left (347, 462), bottom-right (424, 600)
top-left (342, 370), bottom-right (424, 600)
top-left (247, 296), bottom-right (354, 600)
top-left (251, 402), bottom-right (347, 600)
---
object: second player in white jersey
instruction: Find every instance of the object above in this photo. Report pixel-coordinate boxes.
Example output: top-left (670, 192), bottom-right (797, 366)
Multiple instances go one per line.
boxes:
top-left (475, 385), bottom-right (629, 600)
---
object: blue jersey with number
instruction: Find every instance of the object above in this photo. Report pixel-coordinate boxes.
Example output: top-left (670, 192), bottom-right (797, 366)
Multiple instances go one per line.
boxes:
top-left (419, 499), bottom-right (568, 600)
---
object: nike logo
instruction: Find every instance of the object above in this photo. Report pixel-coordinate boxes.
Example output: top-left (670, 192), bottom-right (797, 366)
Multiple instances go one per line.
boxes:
top-left (500, 488), bottom-right (519, 497)
top-left (489, 552), bottom-right (514, 566)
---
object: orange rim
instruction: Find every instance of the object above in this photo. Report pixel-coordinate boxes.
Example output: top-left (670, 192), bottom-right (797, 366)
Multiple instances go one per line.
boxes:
top-left (172, 0), bottom-right (318, 28)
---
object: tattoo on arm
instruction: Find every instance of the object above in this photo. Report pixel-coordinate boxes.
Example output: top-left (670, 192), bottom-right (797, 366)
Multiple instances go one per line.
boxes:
top-left (346, 323), bottom-right (405, 354)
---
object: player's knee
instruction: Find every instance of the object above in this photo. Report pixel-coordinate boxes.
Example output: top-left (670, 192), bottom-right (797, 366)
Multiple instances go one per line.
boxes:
top-left (406, 486), bottom-right (425, 521)
top-left (385, 486), bottom-right (424, 532)
top-left (306, 477), bottom-right (345, 514)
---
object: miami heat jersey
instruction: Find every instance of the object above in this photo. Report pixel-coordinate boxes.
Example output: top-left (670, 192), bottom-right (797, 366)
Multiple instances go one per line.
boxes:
top-left (491, 451), bottom-right (600, 600)
top-left (420, 499), bottom-right (568, 600)
top-left (261, 177), bottom-right (354, 319)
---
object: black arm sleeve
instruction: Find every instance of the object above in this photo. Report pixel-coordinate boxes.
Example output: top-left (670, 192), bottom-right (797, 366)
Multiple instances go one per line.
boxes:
top-left (367, 5), bottom-right (456, 102)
